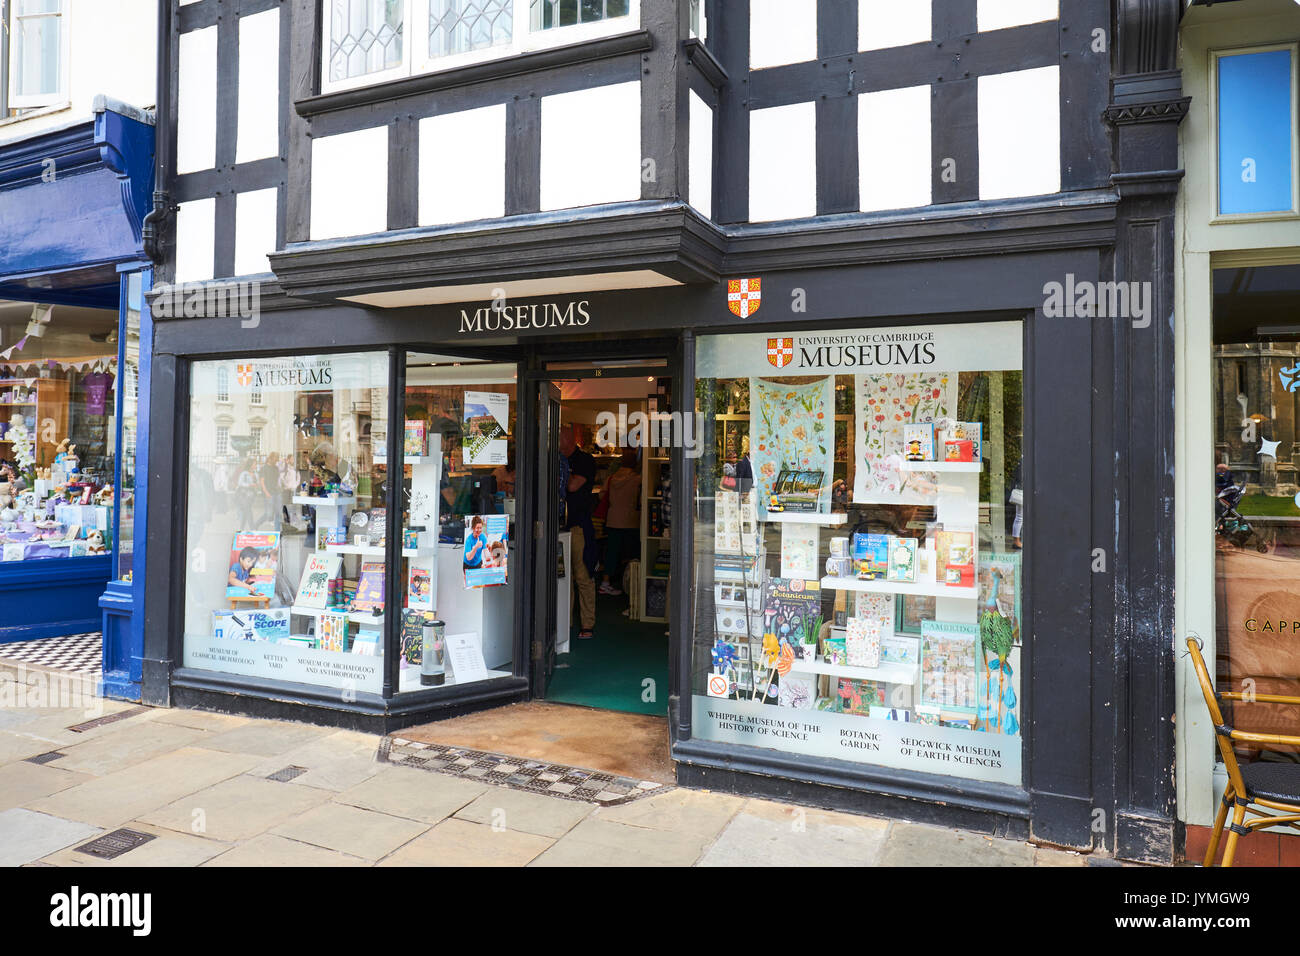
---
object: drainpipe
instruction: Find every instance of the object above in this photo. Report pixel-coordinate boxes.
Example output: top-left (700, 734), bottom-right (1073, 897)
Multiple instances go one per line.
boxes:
top-left (141, 0), bottom-right (172, 267)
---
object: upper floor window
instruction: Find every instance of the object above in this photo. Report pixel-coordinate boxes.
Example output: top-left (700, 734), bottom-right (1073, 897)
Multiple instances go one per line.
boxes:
top-left (1213, 43), bottom-right (1299, 220)
top-left (323, 0), bottom-right (638, 93)
top-left (4, 0), bottom-right (67, 111)
top-left (216, 366), bottom-right (230, 403)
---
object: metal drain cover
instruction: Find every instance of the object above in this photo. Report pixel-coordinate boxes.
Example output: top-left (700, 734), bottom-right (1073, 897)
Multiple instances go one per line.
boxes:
top-left (25, 751), bottom-right (65, 765)
top-left (266, 765), bottom-right (309, 783)
top-left (67, 705), bottom-right (150, 734)
top-left (75, 828), bottom-right (156, 860)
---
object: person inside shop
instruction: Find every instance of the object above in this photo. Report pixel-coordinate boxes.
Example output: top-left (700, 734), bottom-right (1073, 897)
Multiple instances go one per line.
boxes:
top-left (492, 444), bottom-right (516, 499)
top-left (559, 424), bottom-right (598, 640)
top-left (599, 447), bottom-right (641, 598)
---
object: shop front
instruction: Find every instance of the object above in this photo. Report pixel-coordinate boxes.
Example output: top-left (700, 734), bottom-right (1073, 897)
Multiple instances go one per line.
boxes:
top-left (0, 98), bottom-right (154, 698)
top-left (143, 213), bottom-right (1176, 851)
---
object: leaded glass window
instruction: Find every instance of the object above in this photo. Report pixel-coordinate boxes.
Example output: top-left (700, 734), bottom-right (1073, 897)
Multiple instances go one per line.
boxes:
top-left (329, 0), bottom-right (404, 82)
top-left (530, 0), bottom-right (630, 32)
top-left (429, 0), bottom-right (513, 59)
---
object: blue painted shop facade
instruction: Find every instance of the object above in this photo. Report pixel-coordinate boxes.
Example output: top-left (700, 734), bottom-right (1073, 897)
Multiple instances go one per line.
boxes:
top-left (0, 97), bottom-right (154, 700)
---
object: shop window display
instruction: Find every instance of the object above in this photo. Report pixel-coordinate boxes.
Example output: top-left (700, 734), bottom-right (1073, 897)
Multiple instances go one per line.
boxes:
top-left (392, 353), bottom-right (518, 691)
top-left (691, 322), bottom-right (1025, 785)
top-left (183, 352), bottom-right (390, 693)
top-left (0, 300), bottom-right (120, 563)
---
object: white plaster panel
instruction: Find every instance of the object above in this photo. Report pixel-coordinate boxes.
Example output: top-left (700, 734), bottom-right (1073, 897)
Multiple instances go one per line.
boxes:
top-left (236, 9), bottom-right (280, 164)
top-left (689, 90), bottom-right (713, 220)
top-left (749, 101), bottom-right (817, 222)
top-left (235, 188), bottom-right (279, 276)
top-left (539, 82), bottom-right (641, 211)
top-left (978, 65), bottom-right (1061, 200)
top-left (418, 104), bottom-right (507, 225)
top-left (175, 198), bottom-right (216, 284)
top-left (750, 0), bottom-right (818, 70)
top-left (310, 126), bottom-right (389, 240)
top-left (977, 0), bottom-right (1058, 32)
top-left (859, 85), bottom-right (931, 212)
top-left (859, 0), bottom-right (931, 51)
top-left (177, 25), bottom-right (218, 174)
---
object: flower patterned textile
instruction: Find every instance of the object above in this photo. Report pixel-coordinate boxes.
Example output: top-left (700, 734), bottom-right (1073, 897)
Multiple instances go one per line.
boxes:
top-left (748, 377), bottom-right (834, 515)
top-left (853, 372), bottom-right (956, 504)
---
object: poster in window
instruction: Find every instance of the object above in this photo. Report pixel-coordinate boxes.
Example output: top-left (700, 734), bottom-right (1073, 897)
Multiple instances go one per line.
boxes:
top-left (225, 532), bottom-right (280, 599)
top-left (463, 391), bottom-right (509, 465)
top-left (463, 513), bottom-right (509, 588)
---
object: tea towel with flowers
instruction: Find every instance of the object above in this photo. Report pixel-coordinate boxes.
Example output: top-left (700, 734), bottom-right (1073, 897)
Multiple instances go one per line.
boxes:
top-left (748, 377), bottom-right (833, 516)
top-left (853, 372), bottom-right (955, 504)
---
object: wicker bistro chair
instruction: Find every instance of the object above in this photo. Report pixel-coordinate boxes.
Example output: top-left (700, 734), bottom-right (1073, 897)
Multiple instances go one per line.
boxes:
top-left (1186, 638), bottom-right (1300, 867)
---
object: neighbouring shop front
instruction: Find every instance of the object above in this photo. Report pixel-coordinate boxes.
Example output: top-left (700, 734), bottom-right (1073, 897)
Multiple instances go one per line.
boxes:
top-left (143, 212), bottom-right (1180, 852)
top-left (0, 98), bottom-right (153, 699)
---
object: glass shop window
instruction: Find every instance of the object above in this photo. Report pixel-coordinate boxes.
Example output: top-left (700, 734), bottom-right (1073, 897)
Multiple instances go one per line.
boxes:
top-left (392, 353), bottom-right (518, 692)
top-left (1215, 45), bottom-right (1298, 218)
top-left (690, 322), bottom-right (1025, 785)
top-left (183, 352), bottom-right (389, 694)
top-left (1211, 264), bottom-right (1300, 765)
top-left (0, 299), bottom-right (119, 564)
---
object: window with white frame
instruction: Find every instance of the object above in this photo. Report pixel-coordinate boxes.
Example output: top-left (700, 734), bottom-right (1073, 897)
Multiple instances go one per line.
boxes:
top-left (249, 383), bottom-right (263, 405)
top-left (215, 425), bottom-right (230, 457)
top-left (250, 426), bottom-right (263, 456)
top-left (216, 367), bottom-right (230, 403)
top-left (6, 0), bottom-right (66, 110)
top-left (323, 0), bottom-right (639, 92)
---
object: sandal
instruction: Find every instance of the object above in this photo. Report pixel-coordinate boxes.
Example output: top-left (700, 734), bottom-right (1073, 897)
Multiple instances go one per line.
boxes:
top-left (577, 629), bottom-right (595, 640)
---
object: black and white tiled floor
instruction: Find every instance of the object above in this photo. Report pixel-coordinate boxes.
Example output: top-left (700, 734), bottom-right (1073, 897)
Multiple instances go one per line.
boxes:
top-left (0, 632), bottom-right (102, 675)
top-left (381, 736), bottom-right (666, 806)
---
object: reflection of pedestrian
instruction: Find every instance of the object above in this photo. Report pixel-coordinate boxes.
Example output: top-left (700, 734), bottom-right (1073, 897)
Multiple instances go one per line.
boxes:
top-left (1009, 462), bottom-right (1023, 549)
top-left (258, 452), bottom-right (282, 528)
top-left (234, 459), bottom-right (257, 530)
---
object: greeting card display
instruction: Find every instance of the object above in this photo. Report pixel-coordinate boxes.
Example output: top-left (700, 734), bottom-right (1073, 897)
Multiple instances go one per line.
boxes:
top-left (225, 532), bottom-right (280, 599)
top-left (887, 536), bottom-right (918, 583)
top-left (855, 592), bottom-right (895, 643)
top-left (938, 420), bottom-right (983, 462)
top-left (295, 552), bottom-right (341, 608)
top-left (845, 615), bottom-right (882, 668)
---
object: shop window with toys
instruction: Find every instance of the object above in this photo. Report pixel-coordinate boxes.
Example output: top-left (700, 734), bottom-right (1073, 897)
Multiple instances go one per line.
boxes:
top-left (0, 301), bottom-right (120, 563)
top-left (182, 352), bottom-right (392, 694)
top-left (691, 322), bottom-right (1026, 785)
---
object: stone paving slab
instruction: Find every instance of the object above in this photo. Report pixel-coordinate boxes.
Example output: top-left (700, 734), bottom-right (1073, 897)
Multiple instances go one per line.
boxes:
top-left (38, 822), bottom-right (232, 868)
top-left (0, 730), bottom-right (69, 765)
top-left (203, 833), bottom-right (370, 867)
top-left (378, 818), bottom-right (554, 867)
top-left (271, 802), bottom-right (430, 861)
top-left (334, 765), bottom-right (487, 825)
top-left (26, 747), bottom-right (262, 829)
top-left (454, 786), bottom-right (596, 839)
top-left (697, 798), bottom-right (890, 867)
top-left (149, 709), bottom-right (252, 732)
top-left (248, 730), bottom-right (385, 792)
top-left (530, 816), bottom-right (711, 867)
top-left (52, 720), bottom-right (209, 777)
top-left (0, 808), bottom-right (101, 867)
top-left (878, 821), bottom-right (1038, 867)
top-left (0, 759), bottom-right (91, 812)
top-left (140, 773), bottom-right (332, 843)
top-left (593, 787), bottom-right (746, 841)
top-left (198, 720), bottom-right (336, 758)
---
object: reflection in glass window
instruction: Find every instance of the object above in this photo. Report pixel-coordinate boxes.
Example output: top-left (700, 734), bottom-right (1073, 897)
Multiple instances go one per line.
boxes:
top-left (183, 353), bottom-right (389, 694)
top-left (1212, 264), bottom-right (1300, 765)
top-left (1216, 47), bottom-right (1296, 217)
top-left (530, 0), bottom-right (629, 31)
top-left (690, 322), bottom-right (1025, 786)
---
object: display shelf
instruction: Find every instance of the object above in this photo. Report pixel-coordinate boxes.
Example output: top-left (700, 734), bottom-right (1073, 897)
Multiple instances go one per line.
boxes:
top-left (293, 495), bottom-right (355, 507)
top-left (788, 657), bottom-right (918, 685)
top-left (820, 575), bottom-right (978, 600)
top-left (898, 460), bottom-right (983, 473)
top-left (763, 511), bottom-right (848, 526)
top-left (324, 543), bottom-right (437, 558)
top-left (289, 604), bottom-right (385, 625)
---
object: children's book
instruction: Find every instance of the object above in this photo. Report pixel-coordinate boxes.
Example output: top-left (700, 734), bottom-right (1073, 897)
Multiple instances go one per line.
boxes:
top-left (407, 561), bottom-right (435, 610)
top-left (225, 531), bottom-right (280, 599)
top-left (903, 423), bottom-right (935, 462)
top-left (317, 611), bottom-right (350, 652)
top-left (350, 561), bottom-right (386, 612)
top-left (851, 532), bottom-right (890, 580)
top-left (295, 553), bottom-right (342, 608)
top-left (404, 419), bottom-right (427, 457)
top-left (400, 609), bottom-right (427, 665)
top-left (887, 536), bottom-right (918, 583)
top-left (920, 620), bottom-right (979, 713)
top-left (761, 578), bottom-right (822, 654)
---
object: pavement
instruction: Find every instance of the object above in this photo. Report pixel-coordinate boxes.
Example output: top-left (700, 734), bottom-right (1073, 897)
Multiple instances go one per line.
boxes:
top-left (0, 662), bottom-right (1090, 867)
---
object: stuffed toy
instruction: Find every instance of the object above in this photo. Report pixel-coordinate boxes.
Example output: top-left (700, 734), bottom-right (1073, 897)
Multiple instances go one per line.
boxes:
top-left (85, 529), bottom-right (107, 554)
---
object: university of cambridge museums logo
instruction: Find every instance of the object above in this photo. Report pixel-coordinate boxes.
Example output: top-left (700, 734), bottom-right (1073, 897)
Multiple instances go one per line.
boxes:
top-left (727, 277), bottom-right (762, 318)
top-left (766, 337), bottom-right (794, 369)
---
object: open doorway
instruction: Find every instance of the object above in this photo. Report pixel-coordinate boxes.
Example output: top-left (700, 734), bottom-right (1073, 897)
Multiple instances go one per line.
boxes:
top-left (534, 359), bottom-right (673, 717)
